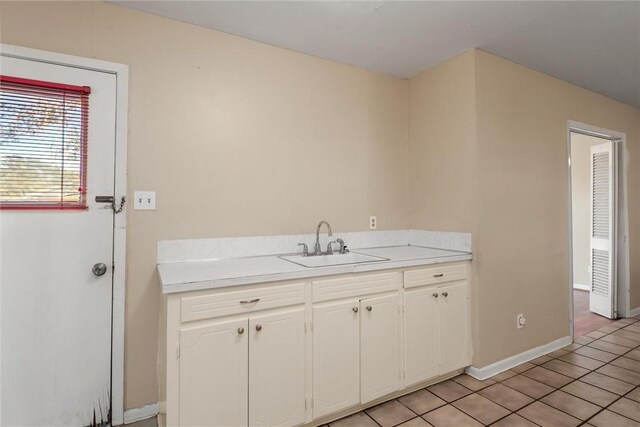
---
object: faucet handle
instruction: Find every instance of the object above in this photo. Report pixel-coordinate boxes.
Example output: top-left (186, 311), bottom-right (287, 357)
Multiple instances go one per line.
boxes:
top-left (336, 238), bottom-right (349, 254)
top-left (326, 240), bottom-right (338, 255)
top-left (298, 243), bottom-right (309, 257)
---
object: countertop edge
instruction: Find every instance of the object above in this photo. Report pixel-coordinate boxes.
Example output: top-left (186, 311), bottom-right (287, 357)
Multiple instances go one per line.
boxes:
top-left (160, 252), bottom-right (472, 295)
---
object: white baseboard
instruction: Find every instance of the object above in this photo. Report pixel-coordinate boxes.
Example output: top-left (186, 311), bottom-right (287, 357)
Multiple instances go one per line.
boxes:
top-left (630, 306), bottom-right (640, 317)
top-left (573, 284), bottom-right (590, 291)
top-left (123, 402), bottom-right (158, 424)
top-left (465, 336), bottom-right (572, 380)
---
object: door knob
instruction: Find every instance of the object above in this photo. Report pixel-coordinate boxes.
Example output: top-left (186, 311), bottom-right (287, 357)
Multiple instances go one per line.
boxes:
top-left (255, 325), bottom-right (262, 332)
top-left (366, 305), bottom-right (372, 311)
top-left (237, 327), bottom-right (245, 335)
top-left (92, 263), bottom-right (108, 277)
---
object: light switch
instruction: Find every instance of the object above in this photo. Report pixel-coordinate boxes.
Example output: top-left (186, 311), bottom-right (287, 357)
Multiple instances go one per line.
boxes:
top-left (134, 191), bottom-right (156, 210)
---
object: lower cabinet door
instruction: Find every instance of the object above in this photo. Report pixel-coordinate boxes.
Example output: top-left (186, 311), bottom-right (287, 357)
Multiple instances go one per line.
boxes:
top-left (313, 299), bottom-right (360, 419)
top-left (404, 287), bottom-right (439, 386)
top-left (249, 308), bottom-right (305, 427)
top-left (179, 317), bottom-right (248, 427)
top-left (439, 282), bottom-right (470, 373)
top-left (360, 293), bottom-right (400, 403)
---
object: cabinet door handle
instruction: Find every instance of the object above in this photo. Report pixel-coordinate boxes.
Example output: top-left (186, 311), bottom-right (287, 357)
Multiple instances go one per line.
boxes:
top-left (240, 298), bottom-right (260, 304)
top-left (237, 327), bottom-right (245, 335)
top-left (352, 307), bottom-right (359, 313)
top-left (366, 305), bottom-right (372, 312)
top-left (442, 292), bottom-right (448, 297)
top-left (433, 273), bottom-right (444, 278)
top-left (432, 293), bottom-right (439, 298)
top-left (255, 324), bottom-right (262, 332)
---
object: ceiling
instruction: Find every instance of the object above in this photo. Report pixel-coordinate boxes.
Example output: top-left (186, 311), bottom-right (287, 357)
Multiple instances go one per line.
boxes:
top-left (111, 1), bottom-right (640, 108)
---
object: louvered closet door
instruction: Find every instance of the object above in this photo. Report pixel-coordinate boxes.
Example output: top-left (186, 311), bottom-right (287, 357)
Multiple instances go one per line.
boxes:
top-left (589, 142), bottom-right (615, 318)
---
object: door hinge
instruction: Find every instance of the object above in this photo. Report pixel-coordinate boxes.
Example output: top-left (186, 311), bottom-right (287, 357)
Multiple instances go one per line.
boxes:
top-left (305, 321), bottom-right (313, 333)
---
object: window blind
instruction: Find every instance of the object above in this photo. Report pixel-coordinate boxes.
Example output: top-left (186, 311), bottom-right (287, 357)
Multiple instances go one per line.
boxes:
top-left (0, 75), bottom-right (91, 209)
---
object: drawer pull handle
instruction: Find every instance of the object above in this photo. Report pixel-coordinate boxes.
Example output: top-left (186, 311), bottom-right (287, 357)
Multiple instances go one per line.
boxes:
top-left (237, 327), bottom-right (245, 335)
top-left (240, 298), bottom-right (260, 304)
top-left (352, 307), bottom-right (359, 313)
top-left (433, 293), bottom-right (439, 298)
top-left (442, 292), bottom-right (449, 297)
top-left (433, 273), bottom-right (444, 278)
top-left (255, 324), bottom-right (262, 332)
top-left (366, 305), bottom-right (372, 312)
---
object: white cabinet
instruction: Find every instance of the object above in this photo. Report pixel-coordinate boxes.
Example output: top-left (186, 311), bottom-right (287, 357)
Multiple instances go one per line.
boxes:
top-left (179, 318), bottom-right (248, 427)
top-left (360, 294), bottom-right (400, 403)
top-left (313, 299), bottom-right (360, 419)
top-left (439, 282), bottom-right (470, 373)
top-left (404, 287), bottom-right (439, 386)
top-left (403, 270), bottom-right (470, 386)
top-left (249, 308), bottom-right (305, 427)
top-left (313, 292), bottom-right (401, 418)
top-left (178, 307), bottom-right (305, 427)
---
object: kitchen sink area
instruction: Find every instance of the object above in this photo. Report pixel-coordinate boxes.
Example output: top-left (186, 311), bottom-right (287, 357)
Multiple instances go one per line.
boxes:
top-left (279, 252), bottom-right (389, 268)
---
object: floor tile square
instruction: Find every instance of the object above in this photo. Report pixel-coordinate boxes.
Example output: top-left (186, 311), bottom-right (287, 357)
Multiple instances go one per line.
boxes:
top-left (563, 343), bottom-right (583, 351)
top-left (558, 352), bottom-right (606, 370)
top-left (596, 364), bottom-right (640, 385)
top-left (517, 401), bottom-right (581, 427)
top-left (587, 339), bottom-right (631, 355)
top-left (547, 348), bottom-right (570, 358)
top-left (601, 334), bottom-right (639, 348)
top-left (610, 356), bottom-right (640, 373)
top-left (511, 362), bottom-right (535, 373)
top-left (574, 335), bottom-right (595, 345)
top-left (478, 383), bottom-right (533, 411)
top-left (561, 380), bottom-right (618, 407)
top-left (397, 417), bottom-right (432, 427)
top-left (522, 366), bottom-right (573, 388)
top-left (580, 372), bottom-right (635, 395)
top-left (574, 346), bottom-right (618, 362)
top-left (490, 370), bottom-right (517, 382)
top-left (624, 324), bottom-right (640, 334)
top-left (491, 414), bottom-right (537, 427)
top-left (626, 349), bottom-right (640, 361)
top-left (597, 325), bottom-right (619, 334)
top-left (397, 389), bottom-right (446, 415)
top-left (540, 390), bottom-right (600, 420)
top-left (589, 409), bottom-right (639, 427)
top-left (542, 359), bottom-right (590, 378)
top-left (452, 374), bottom-right (496, 391)
top-left (427, 380), bottom-right (472, 402)
top-left (452, 393), bottom-right (510, 425)
top-left (530, 355), bottom-right (554, 365)
top-left (366, 400), bottom-right (416, 427)
top-left (586, 330), bottom-right (607, 339)
top-left (502, 374), bottom-right (554, 399)
top-left (608, 397), bottom-right (640, 422)
top-left (421, 405), bottom-right (482, 427)
top-left (330, 411), bottom-right (378, 427)
top-left (613, 329), bottom-right (640, 343)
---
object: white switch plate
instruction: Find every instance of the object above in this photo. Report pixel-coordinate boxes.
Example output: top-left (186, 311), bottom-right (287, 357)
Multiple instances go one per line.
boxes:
top-left (134, 191), bottom-right (156, 210)
top-left (369, 216), bottom-right (377, 230)
top-left (516, 313), bottom-right (526, 329)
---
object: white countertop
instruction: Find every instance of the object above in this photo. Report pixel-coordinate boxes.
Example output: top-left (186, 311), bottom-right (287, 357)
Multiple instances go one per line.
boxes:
top-left (158, 245), bottom-right (472, 294)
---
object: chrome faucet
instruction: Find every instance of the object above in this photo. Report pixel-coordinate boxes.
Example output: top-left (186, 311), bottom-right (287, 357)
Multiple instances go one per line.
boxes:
top-left (314, 220), bottom-right (333, 255)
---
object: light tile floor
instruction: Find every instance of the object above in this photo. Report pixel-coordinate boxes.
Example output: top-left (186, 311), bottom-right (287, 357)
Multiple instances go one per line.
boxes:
top-left (329, 316), bottom-right (640, 427)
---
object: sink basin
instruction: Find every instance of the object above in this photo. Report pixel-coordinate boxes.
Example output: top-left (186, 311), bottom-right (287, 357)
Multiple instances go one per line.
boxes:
top-left (279, 252), bottom-right (388, 268)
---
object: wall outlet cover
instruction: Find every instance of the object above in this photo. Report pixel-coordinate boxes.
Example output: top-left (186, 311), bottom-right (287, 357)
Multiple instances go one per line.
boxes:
top-left (369, 216), bottom-right (377, 230)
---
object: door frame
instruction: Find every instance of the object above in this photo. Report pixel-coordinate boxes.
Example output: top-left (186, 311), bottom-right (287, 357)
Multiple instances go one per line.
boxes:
top-left (0, 43), bottom-right (129, 425)
top-left (566, 120), bottom-right (630, 337)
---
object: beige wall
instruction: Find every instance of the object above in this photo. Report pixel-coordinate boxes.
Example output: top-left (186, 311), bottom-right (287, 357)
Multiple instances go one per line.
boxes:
top-left (571, 134), bottom-right (603, 288)
top-left (472, 50), bottom-right (639, 366)
top-left (0, 1), bottom-right (409, 409)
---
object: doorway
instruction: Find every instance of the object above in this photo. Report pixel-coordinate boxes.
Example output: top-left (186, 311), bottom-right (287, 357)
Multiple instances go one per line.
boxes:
top-left (568, 121), bottom-right (630, 338)
top-left (0, 45), bottom-right (128, 425)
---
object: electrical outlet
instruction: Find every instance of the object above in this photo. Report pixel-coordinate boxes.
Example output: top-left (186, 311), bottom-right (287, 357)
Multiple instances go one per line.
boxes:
top-left (369, 216), bottom-right (377, 230)
top-left (517, 313), bottom-right (526, 329)
top-left (134, 191), bottom-right (156, 210)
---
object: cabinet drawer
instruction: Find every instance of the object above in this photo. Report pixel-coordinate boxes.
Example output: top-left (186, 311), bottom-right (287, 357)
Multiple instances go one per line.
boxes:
top-left (312, 272), bottom-right (399, 302)
top-left (181, 283), bottom-right (305, 323)
top-left (404, 262), bottom-right (468, 289)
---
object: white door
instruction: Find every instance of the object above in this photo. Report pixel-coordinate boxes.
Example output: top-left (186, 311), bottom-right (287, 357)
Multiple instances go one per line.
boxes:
top-left (404, 287), bottom-right (439, 386)
top-left (1, 57), bottom-right (117, 425)
top-left (312, 299), bottom-right (360, 419)
top-left (249, 308), bottom-right (305, 427)
top-left (439, 283), bottom-right (471, 373)
top-left (589, 142), bottom-right (616, 318)
top-left (360, 294), bottom-right (400, 403)
top-left (179, 318), bottom-right (249, 427)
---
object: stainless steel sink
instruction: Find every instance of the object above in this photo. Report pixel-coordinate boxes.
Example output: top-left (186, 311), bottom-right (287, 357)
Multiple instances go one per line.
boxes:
top-left (279, 252), bottom-right (388, 268)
